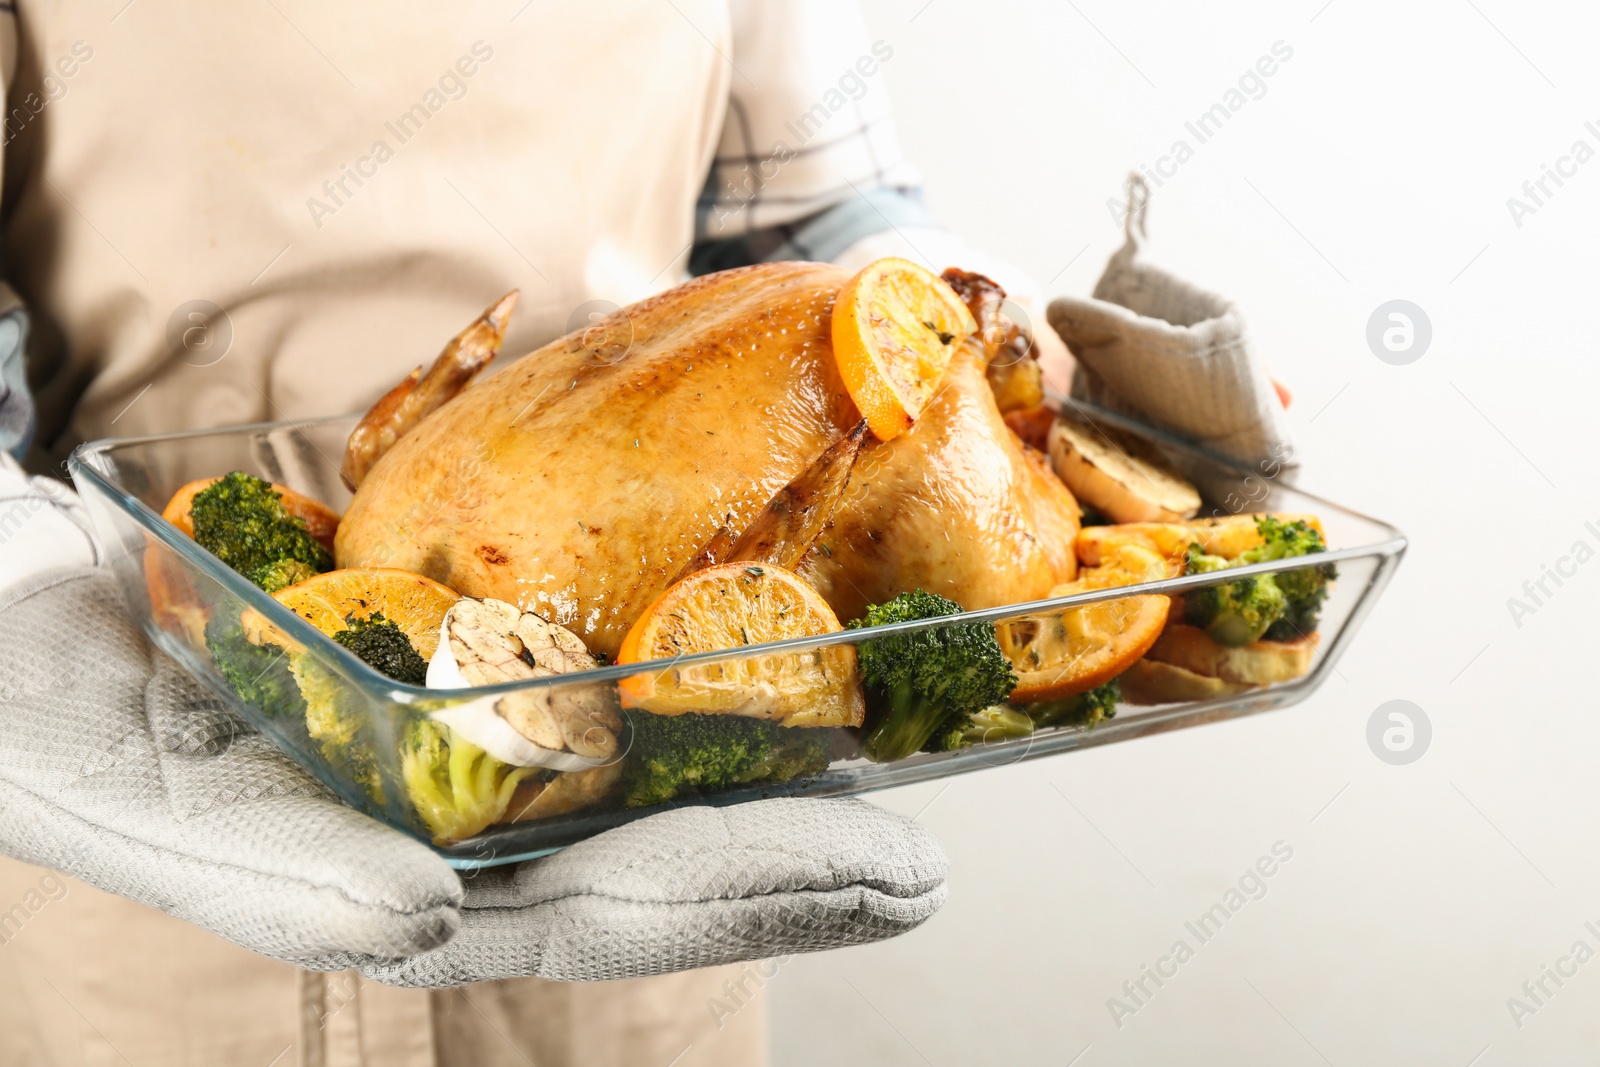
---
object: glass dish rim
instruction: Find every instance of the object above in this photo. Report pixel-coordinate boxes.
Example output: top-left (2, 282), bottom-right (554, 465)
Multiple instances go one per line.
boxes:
top-left (441, 664), bottom-right (1333, 864)
top-left (68, 410), bottom-right (1408, 703)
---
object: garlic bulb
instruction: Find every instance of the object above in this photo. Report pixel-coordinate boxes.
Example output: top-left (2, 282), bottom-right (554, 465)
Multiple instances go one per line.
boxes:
top-left (425, 598), bottom-right (620, 770)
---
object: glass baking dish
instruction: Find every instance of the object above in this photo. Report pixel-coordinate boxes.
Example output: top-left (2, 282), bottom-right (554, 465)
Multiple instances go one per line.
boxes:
top-left (69, 402), bottom-right (1404, 868)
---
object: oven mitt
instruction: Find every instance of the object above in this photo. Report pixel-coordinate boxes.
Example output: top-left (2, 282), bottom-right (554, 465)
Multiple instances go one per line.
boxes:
top-left (1046, 173), bottom-right (1294, 479)
top-left (0, 567), bottom-right (948, 987)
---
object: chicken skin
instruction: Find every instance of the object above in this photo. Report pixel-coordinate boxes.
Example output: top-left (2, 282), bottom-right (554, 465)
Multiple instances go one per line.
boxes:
top-left (337, 262), bottom-right (860, 657)
top-left (800, 334), bottom-right (1080, 623)
top-left (335, 261), bottom-right (1080, 657)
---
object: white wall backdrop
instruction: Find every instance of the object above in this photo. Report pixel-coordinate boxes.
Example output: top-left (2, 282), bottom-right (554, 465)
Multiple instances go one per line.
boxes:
top-left (772, 1), bottom-right (1600, 1063)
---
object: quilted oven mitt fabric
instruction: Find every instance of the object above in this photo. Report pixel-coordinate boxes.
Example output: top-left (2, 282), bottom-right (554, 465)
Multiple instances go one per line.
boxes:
top-left (1047, 174), bottom-right (1295, 478)
top-left (0, 567), bottom-right (948, 986)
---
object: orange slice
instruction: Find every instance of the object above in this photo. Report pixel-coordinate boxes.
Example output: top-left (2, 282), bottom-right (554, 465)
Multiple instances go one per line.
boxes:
top-left (1076, 513), bottom-right (1326, 568)
top-left (161, 476), bottom-right (341, 553)
top-left (831, 257), bottom-right (978, 441)
top-left (246, 567), bottom-right (460, 658)
top-left (998, 542), bottom-right (1177, 702)
top-left (616, 562), bottom-right (864, 728)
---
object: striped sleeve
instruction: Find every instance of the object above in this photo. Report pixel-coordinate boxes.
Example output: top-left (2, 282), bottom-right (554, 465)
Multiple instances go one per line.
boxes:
top-left (691, 0), bottom-right (934, 272)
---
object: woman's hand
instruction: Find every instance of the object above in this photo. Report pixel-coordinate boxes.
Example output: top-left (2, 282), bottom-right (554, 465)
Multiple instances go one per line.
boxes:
top-left (0, 566), bottom-right (947, 985)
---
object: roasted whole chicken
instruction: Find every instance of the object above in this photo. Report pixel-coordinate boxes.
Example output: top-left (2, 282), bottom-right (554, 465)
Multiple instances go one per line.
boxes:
top-left (334, 261), bottom-right (1082, 658)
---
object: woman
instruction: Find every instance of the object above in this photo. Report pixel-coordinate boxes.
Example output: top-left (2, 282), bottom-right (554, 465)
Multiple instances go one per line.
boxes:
top-left (0, 2), bottom-right (1046, 1064)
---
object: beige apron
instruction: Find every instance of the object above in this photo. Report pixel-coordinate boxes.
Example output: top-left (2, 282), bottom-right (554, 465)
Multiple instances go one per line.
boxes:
top-left (0, 2), bottom-right (765, 1063)
top-left (5, 0), bottom-right (730, 453)
top-left (0, 857), bottom-right (768, 1066)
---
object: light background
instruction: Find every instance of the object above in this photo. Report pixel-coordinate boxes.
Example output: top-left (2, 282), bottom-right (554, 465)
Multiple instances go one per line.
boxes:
top-left (772, 1), bottom-right (1600, 1064)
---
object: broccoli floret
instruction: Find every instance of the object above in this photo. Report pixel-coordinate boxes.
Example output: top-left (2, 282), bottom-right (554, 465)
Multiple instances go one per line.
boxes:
top-left (1183, 544), bottom-right (1287, 647)
top-left (251, 558), bottom-right (318, 594)
top-left (290, 611), bottom-right (429, 804)
top-left (204, 611), bottom-right (305, 720)
top-left (190, 472), bottom-right (332, 590)
top-left (621, 712), bottom-right (828, 807)
top-left (1026, 680), bottom-right (1121, 730)
top-left (1243, 515), bottom-right (1322, 558)
top-left (1265, 594), bottom-right (1328, 642)
top-left (205, 611), bottom-right (385, 805)
top-left (287, 656), bottom-right (386, 804)
top-left (297, 666), bottom-right (359, 748)
top-left (1247, 517), bottom-right (1337, 640)
top-left (849, 590), bottom-right (1019, 763)
top-left (332, 613), bottom-right (427, 685)
top-left (276, 615), bottom-right (430, 806)
top-left (733, 731), bottom-right (830, 789)
top-left (928, 703), bottom-right (1035, 752)
top-left (1182, 518), bottom-right (1336, 646)
top-left (401, 718), bottom-right (533, 842)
